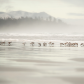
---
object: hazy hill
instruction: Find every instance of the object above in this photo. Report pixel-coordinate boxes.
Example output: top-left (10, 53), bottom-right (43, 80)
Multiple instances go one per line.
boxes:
top-left (0, 11), bottom-right (66, 33)
top-left (0, 11), bottom-right (53, 19)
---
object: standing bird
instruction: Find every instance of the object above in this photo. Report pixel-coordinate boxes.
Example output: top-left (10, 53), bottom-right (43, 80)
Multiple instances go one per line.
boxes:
top-left (51, 43), bottom-right (54, 47)
top-left (30, 42), bottom-right (34, 46)
top-left (8, 42), bottom-right (12, 46)
top-left (48, 42), bottom-right (52, 47)
top-left (1, 39), bottom-right (5, 46)
top-left (80, 43), bottom-right (84, 47)
top-left (60, 43), bottom-right (65, 47)
top-left (8, 39), bottom-right (13, 46)
top-left (38, 43), bottom-right (41, 47)
top-left (48, 42), bottom-right (54, 47)
top-left (43, 42), bottom-right (47, 46)
top-left (22, 42), bottom-right (26, 46)
top-left (2, 41), bottom-right (5, 46)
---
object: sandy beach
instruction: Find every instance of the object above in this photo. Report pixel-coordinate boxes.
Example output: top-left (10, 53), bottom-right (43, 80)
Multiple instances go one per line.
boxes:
top-left (60, 77), bottom-right (84, 84)
top-left (0, 42), bottom-right (84, 84)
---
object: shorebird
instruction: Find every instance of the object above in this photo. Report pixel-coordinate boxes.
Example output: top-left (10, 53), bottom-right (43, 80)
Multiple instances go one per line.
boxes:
top-left (48, 42), bottom-right (52, 47)
top-left (48, 42), bottom-right (54, 47)
top-left (8, 42), bottom-right (12, 46)
top-left (30, 42), bottom-right (34, 46)
top-left (1, 42), bottom-right (5, 46)
top-left (80, 43), bottom-right (84, 47)
top-left (60, 43), bottom-right (65, 47)
top-left (38, 43), bottom-right (41, 47)
top-left (51, 43), bottom-right (54, 47)
top-left (43, 42), bottom-right (47, 46)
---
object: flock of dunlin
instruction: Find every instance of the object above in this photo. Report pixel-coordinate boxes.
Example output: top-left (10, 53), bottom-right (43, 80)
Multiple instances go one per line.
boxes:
top-left (0, 41), bottom-right (84, 47)
top-left (23, 42), bottom-right (54, 47)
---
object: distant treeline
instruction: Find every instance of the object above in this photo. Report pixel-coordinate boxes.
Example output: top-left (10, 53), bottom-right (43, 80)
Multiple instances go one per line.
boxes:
top-left (0, 17), bottom-right (67, 32)
top-left (0, 17), bottom-right (65, 26)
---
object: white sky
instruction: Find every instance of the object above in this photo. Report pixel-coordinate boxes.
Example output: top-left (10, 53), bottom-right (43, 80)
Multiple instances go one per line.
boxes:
top-left (0, 0), bottom-right (84, 25)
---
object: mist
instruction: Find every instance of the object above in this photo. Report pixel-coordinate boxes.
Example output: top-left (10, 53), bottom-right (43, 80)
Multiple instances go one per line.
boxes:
top-left (0, 17), bottom-right (67, 34)
top-left (0, 23), bottom-right (84, 34)
top-left (0, 11), bottom-right (84, 34)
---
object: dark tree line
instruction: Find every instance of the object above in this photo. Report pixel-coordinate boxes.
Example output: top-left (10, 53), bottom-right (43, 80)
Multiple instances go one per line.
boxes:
top-left (0, 16), bottom-right (65, 31)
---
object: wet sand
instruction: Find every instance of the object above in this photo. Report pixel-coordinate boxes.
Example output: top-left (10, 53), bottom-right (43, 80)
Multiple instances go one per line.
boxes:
top-left (0, 43), bottom-right (84, 84)
top-left (9, 59), bottom-right (65, 64)
top-left (0, 79), bottom-right (10, 84)
top-left (0, 65), bottom-right (36, 71)
top-left (76, 68), bottom-right (84, 72)
top-left (0, 65), bottom-right (72, 84)
top-left (60, 77), bottom-right (84, 84)
top-left (0, 74), bottom-right (72, 84)
top-left (70, 58), bottom-right (84, 62)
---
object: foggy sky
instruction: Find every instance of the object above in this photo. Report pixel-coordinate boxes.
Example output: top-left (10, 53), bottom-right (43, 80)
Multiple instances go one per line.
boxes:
top-left (0, 0), bottom-right (84, 26)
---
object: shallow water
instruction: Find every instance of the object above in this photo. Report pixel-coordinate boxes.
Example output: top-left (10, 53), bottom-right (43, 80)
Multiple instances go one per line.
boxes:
top-left (0, 42), bottom-right (84, 84)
